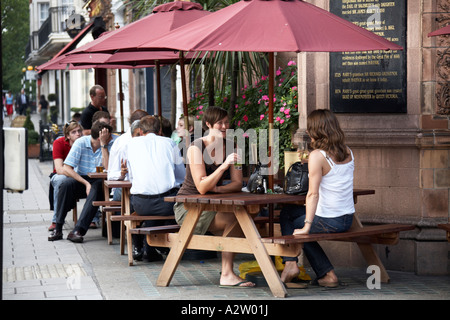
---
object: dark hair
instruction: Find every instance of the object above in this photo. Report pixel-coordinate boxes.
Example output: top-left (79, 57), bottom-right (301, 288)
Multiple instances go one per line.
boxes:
top-left (160, 116), bottom-right (172, 138)
top-left (91, 120), bottom-right (112, 139)
top-left (129, 109), bottom-right (149, 124)
top-left (89, 85), bottom-right (105, 97)
top-left (139, 115), bottom-right (160, 134)
top-left (92, 110), bottom-right (110, 123)
top-left (202, 106), bottom-right (228, 131)
top-left (307, 109), bottom-right (349, 162)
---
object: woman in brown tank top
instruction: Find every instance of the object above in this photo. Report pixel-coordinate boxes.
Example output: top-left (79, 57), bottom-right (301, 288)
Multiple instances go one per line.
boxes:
top-left (174, 106), bottom-right (255, 288)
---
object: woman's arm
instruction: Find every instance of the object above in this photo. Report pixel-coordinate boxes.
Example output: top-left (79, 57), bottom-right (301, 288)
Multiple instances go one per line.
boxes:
top-left (188, 145), bottom-right (241, 194)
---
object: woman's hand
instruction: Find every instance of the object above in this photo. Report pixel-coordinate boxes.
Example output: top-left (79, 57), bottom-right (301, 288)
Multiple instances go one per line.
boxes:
top-left (293, 225), bottom-right (310, 235)
top-left (224, 152), bottom-right (238, 167)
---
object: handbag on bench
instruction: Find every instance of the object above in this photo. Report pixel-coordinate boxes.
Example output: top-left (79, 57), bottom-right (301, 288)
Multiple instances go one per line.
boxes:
top-left (283, 162), bottom-right (309, 195)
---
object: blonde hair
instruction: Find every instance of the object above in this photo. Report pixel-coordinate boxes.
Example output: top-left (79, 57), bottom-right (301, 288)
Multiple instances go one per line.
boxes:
top-left (64, 121), bottom-right (83, 141)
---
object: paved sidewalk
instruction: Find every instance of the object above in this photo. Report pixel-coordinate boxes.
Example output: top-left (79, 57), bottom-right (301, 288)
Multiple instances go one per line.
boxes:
top-left (2, 113), bottom-right (450, 302)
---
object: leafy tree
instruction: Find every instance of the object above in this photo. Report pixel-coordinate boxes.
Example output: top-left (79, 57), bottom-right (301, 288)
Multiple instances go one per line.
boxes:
top-left (1, 0), bottom-right (30, 94)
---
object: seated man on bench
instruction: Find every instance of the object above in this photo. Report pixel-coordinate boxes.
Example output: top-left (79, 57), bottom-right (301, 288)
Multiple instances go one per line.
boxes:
top-left (48, 121), bottom-right (114, 243)
top-left (126, 116), bottom-right (185, 262)
top-left (280, 109), bottom-right (355, 288)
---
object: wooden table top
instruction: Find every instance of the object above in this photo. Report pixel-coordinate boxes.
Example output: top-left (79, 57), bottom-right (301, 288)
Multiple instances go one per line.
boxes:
top-left (165, 189), bottom-right (375, 206)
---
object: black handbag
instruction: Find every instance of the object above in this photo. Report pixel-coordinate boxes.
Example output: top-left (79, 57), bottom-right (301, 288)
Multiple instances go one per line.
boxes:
top-left (284, 162), bottom-right (309, 195)
top-left (247, 162), bottom-right (266, 194)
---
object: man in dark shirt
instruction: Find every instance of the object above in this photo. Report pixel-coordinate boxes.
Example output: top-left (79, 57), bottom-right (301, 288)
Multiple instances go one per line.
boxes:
top-left (80, 85), bottom-right (108, 135)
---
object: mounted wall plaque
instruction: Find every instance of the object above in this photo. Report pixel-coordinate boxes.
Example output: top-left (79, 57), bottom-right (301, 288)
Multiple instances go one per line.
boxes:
top-left (329, 0), bottom-right (407, 113)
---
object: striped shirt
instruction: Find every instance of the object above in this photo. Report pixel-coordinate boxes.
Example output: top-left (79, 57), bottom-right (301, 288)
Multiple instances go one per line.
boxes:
top-left (64, 135), bottom-right (114, 176)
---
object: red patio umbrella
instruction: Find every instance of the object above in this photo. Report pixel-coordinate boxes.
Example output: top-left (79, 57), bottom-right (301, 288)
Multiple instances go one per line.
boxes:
top-left (140, 0), bottom-right (402, 180)
top-left (69, 1), bottom-right (210, 55)
top-left (63, 1), bottom-right (210, 128)
top-left (428, 24), bottom-right (450, 37)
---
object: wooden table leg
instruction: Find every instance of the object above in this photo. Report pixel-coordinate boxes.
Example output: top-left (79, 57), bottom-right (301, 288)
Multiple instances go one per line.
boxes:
top-left (156, 203), bottom-right (204, 287)
top-left (351, 214), bottom-right (390, 283)
top-left (234, 205), bottom-right (288, 298)
top-left (120, 187), bottom-right (131, 256)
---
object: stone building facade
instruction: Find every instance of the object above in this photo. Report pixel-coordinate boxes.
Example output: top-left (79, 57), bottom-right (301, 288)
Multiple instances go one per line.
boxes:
top-left (294, 0), bottom-right (449, 275)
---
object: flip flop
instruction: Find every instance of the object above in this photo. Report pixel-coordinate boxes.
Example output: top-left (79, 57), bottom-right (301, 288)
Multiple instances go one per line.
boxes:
top-left (219, 281), bottom-right (255, 288)
top-left (284, 282), bottom-right (308, 289)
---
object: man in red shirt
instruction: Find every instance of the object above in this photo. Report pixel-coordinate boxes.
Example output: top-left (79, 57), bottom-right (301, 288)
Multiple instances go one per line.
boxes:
top-left (48, 121), bottom-right (83, 231)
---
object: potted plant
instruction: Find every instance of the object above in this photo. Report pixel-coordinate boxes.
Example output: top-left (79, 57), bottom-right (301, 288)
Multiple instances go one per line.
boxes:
top-left (232, 60), bottom-right (299, 175)
top-left (48, 93), bottom-right (58, 123)
top-left (23, 110), bottom-right (40, 158)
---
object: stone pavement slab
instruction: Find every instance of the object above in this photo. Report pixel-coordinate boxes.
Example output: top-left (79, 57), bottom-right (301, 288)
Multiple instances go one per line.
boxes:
top-left (2, 141), bottom-right (449, 303)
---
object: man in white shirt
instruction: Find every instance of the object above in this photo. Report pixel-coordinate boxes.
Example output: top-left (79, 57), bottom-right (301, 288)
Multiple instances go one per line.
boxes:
top-left (107, 109), bottom-right (148, 182)
top-left (126, 115), bottom-right (185, 261)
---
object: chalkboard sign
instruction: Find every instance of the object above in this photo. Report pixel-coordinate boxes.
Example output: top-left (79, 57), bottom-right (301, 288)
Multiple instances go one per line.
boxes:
top-left (329, 0), bottom-right (407, 113)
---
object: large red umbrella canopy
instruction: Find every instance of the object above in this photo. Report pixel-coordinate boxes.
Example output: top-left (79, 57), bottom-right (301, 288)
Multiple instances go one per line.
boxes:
top-left (141, 0), bottom-right (402, 52)
top-left (140, 0), bottom-right (402, 176)
top-left (428, 24), bottom-right (450, 37)
top-left (69, 1), bottom-right (210, 55)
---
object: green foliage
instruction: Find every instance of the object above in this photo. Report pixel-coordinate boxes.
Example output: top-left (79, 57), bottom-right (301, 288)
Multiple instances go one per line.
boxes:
top-left (27, 130), bottom-right (40, 145)
top-left (23, 111), bottom-right (35, 132)
top-left (188, 60), bottom-right (299, 169)
top-left (1, 0), bottom-right (30, 94)
top-left (48, 93), bottom-right (57, 102)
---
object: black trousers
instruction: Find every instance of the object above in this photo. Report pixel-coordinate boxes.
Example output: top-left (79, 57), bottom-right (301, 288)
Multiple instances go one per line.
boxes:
top-left (55, 176), bottom-right (104, 234)
top-left (130, 188), bottom-right (177, 249)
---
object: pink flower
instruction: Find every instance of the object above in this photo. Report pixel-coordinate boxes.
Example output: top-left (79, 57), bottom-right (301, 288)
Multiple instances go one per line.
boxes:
top-left (260, 114), bottom-right (265, 121)
top-left (243, 133), bottom-right (249, 138)
top-left (286, 114), bottom-right (291, 119)
top-left (199, 105), bottom-right (203, 110)
top-left (243, 115), bottom-right (248, 122)
top-left (261, 76), bottom-right (268, 80)
top-left (276, 116), bottom-right (281, 122)
top-left (280, 107), bottom-right (285, 113)
top-left (276, 68), bottom-right (282, 76)
top-left (242, 94), bottom-right (246, 99)
top-left (280, 119), bottom-right (285, 124)
top-left (288, 60), bottom-right (296, 66)
top-left (199, 110), bottom-right (203, 115)
top-left (262, 95), bottom-right (269, 101)
top-left (235, 104), bottom-right (239, 109)
top-left (284, 108), bottom-right (290, 115)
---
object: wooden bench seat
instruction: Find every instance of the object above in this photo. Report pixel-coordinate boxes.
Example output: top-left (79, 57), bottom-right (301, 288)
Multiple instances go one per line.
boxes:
top-left (111, 215), bottom-right (175, 222)
top-left (130, 224), bottom-right (181, 235)
top-left (261, 224), bottom-right (415, 244)
top-left (92, 200), bottom-right (121, 207)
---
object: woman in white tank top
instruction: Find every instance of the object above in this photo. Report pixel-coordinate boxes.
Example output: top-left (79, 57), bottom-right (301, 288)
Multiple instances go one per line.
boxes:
top-left (280, 109), bottom-right (354, 288)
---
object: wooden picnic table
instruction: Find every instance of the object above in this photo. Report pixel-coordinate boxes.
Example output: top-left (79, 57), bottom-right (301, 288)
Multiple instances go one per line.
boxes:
top-left (103, 180), bottom-right (132, 254)
top-left (148, 189), bottom-right (381, 298)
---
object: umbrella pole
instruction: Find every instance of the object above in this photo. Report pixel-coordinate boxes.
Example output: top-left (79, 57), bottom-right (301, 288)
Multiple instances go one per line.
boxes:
top-left (156, 60), bottom-right (162, 117)
top-left (179, 51), bottom-right (190, 132)
top-left (118, 69), bottom-right (125, 134)
top-left (268, 52), bottom-right (275, 237)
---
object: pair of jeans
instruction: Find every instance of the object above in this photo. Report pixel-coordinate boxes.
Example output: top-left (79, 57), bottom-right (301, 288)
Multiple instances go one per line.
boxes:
top-left (280, 204), bottom-right (353, 279)
top-left (50, 174), bottom-right (68, 223)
